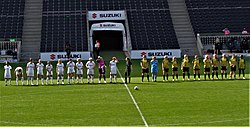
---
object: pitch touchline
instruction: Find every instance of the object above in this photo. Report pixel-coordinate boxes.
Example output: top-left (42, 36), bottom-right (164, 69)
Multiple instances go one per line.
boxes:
top-left (117, 68), bottom-right (149, 127)
top-left (155, 118), bottom-right (250, 126)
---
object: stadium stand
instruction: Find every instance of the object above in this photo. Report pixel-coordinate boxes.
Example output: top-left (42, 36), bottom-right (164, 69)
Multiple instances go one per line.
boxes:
top-left (0, 0), bottom-right (25, 40)
top-left (185, 0), bottom-right (250, 34)
top-left (40, 0), bottom-right (179, 52)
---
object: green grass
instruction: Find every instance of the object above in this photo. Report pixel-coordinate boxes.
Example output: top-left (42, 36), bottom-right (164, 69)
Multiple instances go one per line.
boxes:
top-left (0, 76), bottom-right (249, 126)
top-left (0, 58), bottom-right (249, 126)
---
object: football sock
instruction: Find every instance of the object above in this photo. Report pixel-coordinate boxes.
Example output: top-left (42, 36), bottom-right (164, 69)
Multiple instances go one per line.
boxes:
top-left (129, 77), bottom-right (131, 83)
top-left (31, 77), bottom-right (34, 84)
top-left (92, 76), bottom-right (94, 83)
top-left (221, 73), bottom-right (224, 79)
top-left (166, 74), bottom-right (168, 80)
top-left (87, 75), bottom-right (90, 83)
top-left (142, 75), bottom-right (144, 82)
top-left (212, 72), bottom-right (214, 78)
top-left (68, 76), bottom-right (70, 83)
top-left (57, 76), bottom-right (60, 82)
top-left (16, 77), bottom-right (18, 85)
top-left (147, 75), bottom-right (149, 81)
top-left (183, 73), bottom-right (185, 79)
top-left (172, 75), bottom-right (174, 80)
top-left (194, 74), bottom-right (196, 79)
top-left (163, 75), bottom-right (165, 80)
top-left (208, 74), bottom-right (210, 79)
top-left (188, 73), bottom-right (190, 79)
top-left (243, 70), bottom-right (245, 77)
top-left (114, 76), bottom-right (117, 82)
top-left (125, 76), bottom-right (127, 83)
top-left (42, 78), bottom-right (44, 84)
top-left (225, 73), bottom-right (227, 78)
top-left (103, 75), bottom-right (106, 81)
top-left (198, 74), bottom-right (200, 79)
top-left (176, 74), bottom-right (178, 79)
top-left (216, 72), bottom-right (218, 78)
top-left (81, 77), bottom-right (83, 83)
top-left (21, 77), bottom-right (24, 84)
top-left (110, 76), bottom-right (112, 82)
top-left (204, 74), bottom-right (206, 80)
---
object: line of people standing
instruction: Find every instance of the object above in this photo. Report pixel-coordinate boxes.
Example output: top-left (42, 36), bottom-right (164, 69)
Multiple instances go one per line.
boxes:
top-left (4, 56), bottom-right (133, 86)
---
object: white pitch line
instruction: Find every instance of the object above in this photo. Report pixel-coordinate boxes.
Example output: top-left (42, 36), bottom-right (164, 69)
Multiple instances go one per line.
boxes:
top-left (155, 118), bottom-right (250, 126)
top-left (117, 68), bottom-right (149, 127)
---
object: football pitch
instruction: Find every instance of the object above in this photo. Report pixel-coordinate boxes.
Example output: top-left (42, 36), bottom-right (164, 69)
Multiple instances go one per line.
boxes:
top-left (0, 74), bottom-right (249, 126)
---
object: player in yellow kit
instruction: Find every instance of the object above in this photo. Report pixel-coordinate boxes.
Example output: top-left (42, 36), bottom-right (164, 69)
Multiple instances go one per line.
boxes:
top-left (140, 55), bottom-right (149, 82)
top-left (162, 55), bottom-right (169, 81)
top-left (238, 55), bottom-right (246, 79)
top-left (203, 55), bottom-right (212, 80)
top-left (229, 54), bottom-right (237, 79)
top-left (212, 54), bottom-right (219, 80)
top-left (172, 56), bottom-right (179, 81)
top-left (220, 54), bottom-right (228, 79)
top-left (192, 55), bottom-right (201, 80)
top-left (181, 54), bottom-right (190, 81)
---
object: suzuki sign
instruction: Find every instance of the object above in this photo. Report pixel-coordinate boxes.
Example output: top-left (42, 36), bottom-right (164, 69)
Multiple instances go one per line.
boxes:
top-left (131, 49), bottom-right (181, 59)
top-left (88, 11), bottom-right (126, 21)
top-left (40, 52), bottom-right (91, 61)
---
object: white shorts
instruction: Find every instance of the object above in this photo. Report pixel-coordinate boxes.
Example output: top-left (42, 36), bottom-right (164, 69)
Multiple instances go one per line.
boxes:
top-left (4, 74), bottom-right (11, 79)
top-left (67, 68), bottom-right (75, 74)
top-left (27, 70), bottom-right (34, 77)
top-left (16, 72), bottom-right (22, 76)
top-left (37, 70), bottom-right (44, 75)
top-left (110, 68), bottom-right (117, 75)
top-left (57, 71), bottom-right (64, 76)
top-left (47, 71), bottom-right (53, 76)
top-left (87, 69), bottom-right (94, 75)
top-left (76, 69), bottom-right (83, 75)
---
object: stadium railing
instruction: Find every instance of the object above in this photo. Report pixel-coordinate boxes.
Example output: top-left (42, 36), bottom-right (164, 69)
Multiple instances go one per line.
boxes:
top-left (0, 41), bottom-right (21, 63)
top-left (197, 34), bottom-right (250, 55)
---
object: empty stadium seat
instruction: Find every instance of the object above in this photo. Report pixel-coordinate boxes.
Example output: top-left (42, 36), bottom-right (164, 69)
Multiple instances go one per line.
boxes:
top-left (0, 0), bottom-right (25, 40)
top-left (185, 0), bottom-right (250, 34)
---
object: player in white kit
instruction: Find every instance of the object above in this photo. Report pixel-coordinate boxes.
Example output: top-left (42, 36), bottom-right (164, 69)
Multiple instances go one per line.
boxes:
top-left (86, 57), bottom-right (95, 83)
top-left (4, 62), bottom-right (12, 86)
top-left (15, 66), bottom-right (24, 85)
top-left (36, 59), bottom-right (44, 85)
top-left (67, 59), bottom-right (75, 84)
top-left (109, 57), bottom-right (118, 83)
top-left (56, 59), bottom-right (64, 84)
top-left (46, 61), bottom-right (53, 85)
top-left (26, 58), bottom-right (35, 85)
top-left (76, 58), bottom-right (84, 83)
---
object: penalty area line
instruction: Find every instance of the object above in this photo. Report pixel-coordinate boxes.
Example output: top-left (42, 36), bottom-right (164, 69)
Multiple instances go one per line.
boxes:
top-left (117, 68), bottom-right (149, 127)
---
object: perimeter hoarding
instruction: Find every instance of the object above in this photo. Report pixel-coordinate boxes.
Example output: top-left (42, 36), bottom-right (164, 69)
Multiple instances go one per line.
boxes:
top-left (40, 52), bottom-right (90, 61)
top-left (131, 49), bottom-right (181, 59)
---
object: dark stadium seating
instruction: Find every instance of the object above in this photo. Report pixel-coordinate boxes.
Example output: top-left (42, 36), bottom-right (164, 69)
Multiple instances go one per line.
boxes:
top-left (41, 13), bottom-right (88, 52)
top-left (185, 0), bottom-right (250, 34)
top-left (0, 0), bottom-right (25, 40)
top-left (41, 0), bottom-right (179, 52)
top-left (127, 10), bottom-right (179, 50)
top-left (186, 0), bottom-right (250, 8)
top-left (42, 0), bottom-right (169, 11)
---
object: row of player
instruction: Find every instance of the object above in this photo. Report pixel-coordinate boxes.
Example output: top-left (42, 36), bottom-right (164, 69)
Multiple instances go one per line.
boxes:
top-left (3, 54), bottom-right (247, 86)
top-left (140, 54), bottom-right (246, 82)
top-left (3, 56), bottom-right (122, 86)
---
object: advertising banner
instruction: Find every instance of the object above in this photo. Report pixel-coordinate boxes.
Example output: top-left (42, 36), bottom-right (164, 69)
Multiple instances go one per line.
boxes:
top-left (40, 52), bottom-right (91, 61)
top-left (131, 49), bottom-right (181, 59)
